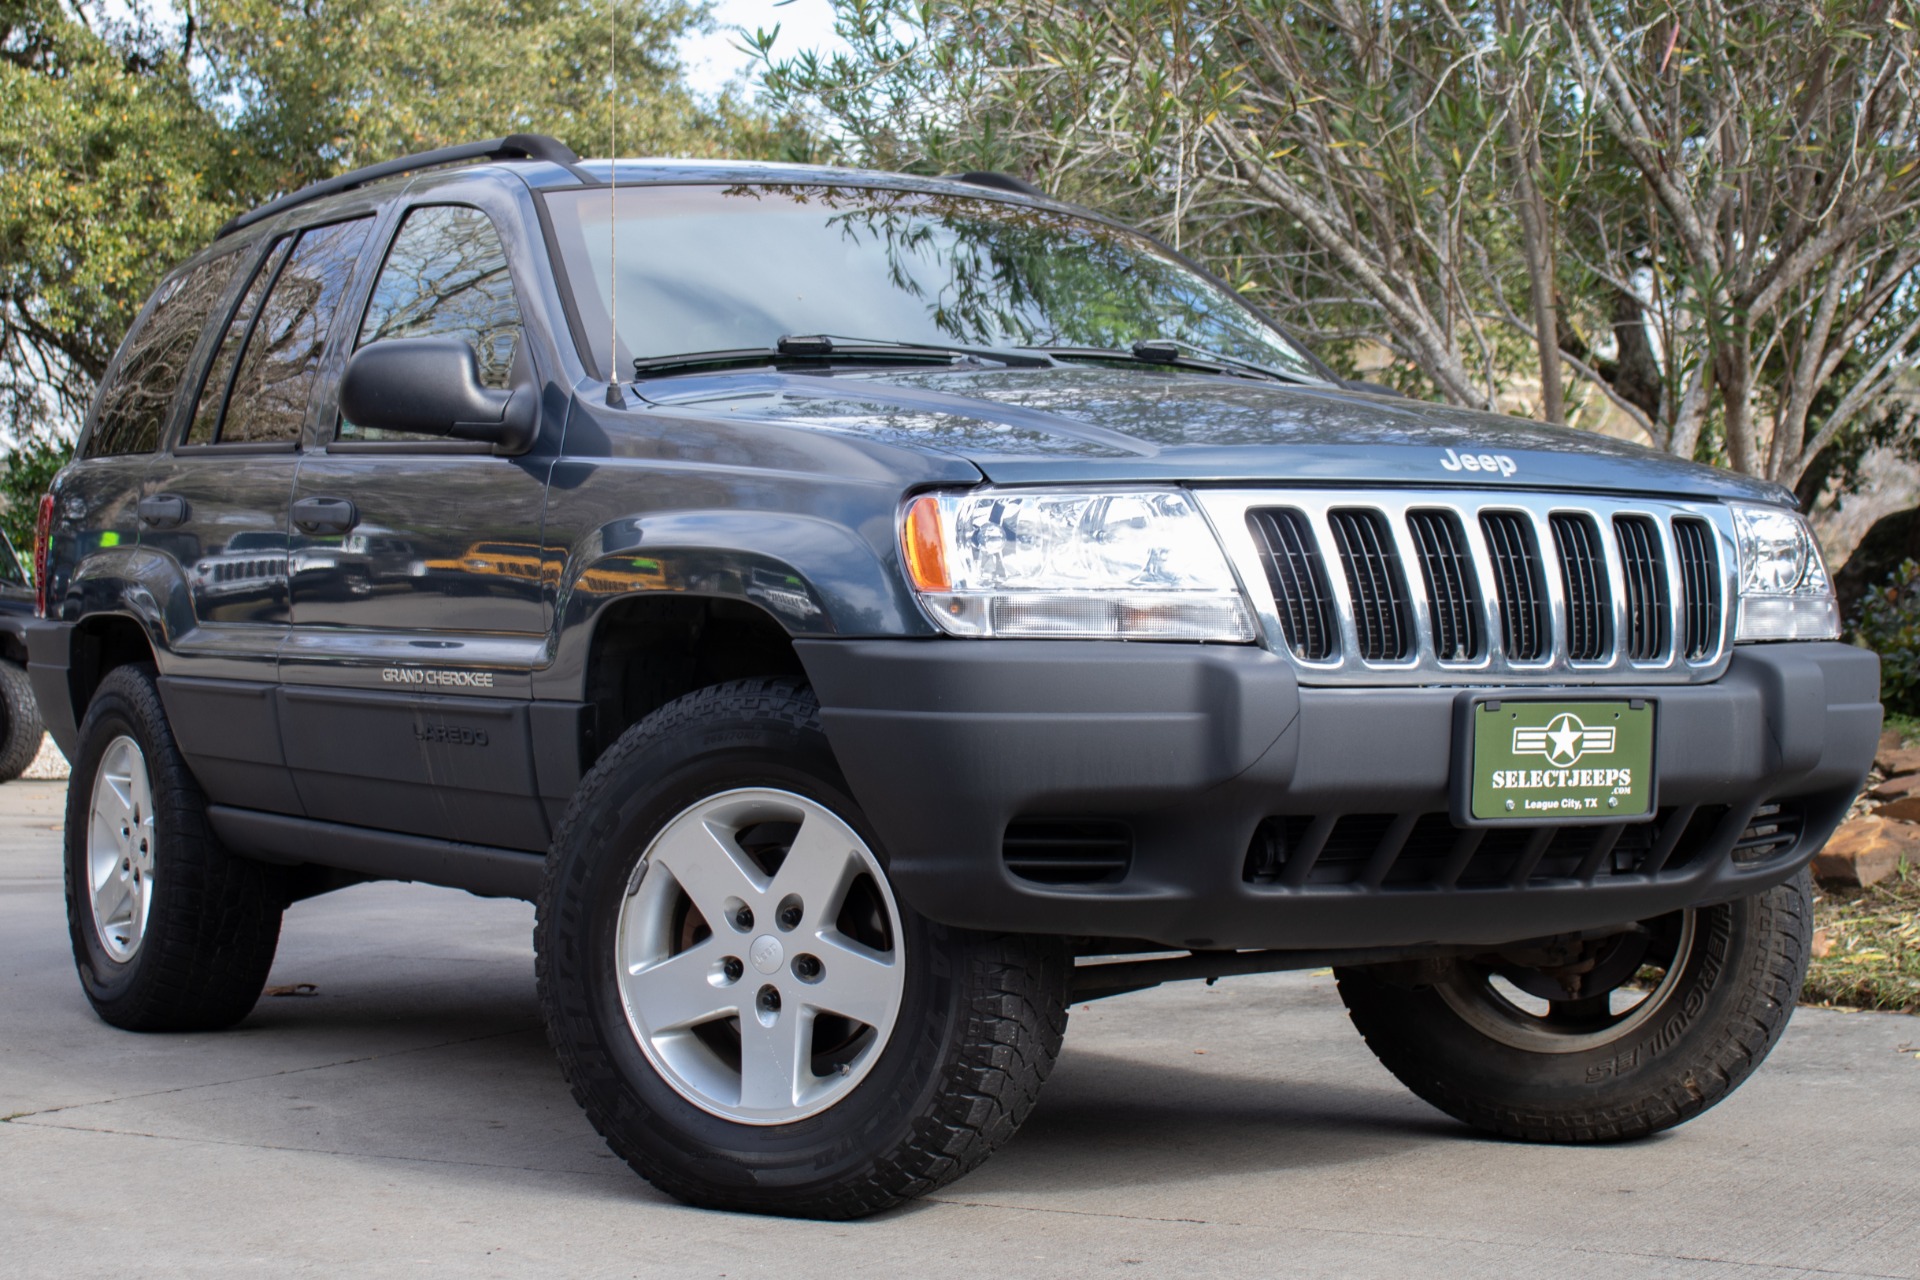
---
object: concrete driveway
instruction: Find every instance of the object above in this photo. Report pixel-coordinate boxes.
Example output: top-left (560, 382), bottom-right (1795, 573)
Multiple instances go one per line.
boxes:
top-left (3, 779), bottom-right (1916, 1279)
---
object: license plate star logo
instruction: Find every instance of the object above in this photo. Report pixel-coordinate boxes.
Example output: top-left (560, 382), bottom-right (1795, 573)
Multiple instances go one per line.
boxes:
top-left (1512, 711), bottom-right (1616, 767)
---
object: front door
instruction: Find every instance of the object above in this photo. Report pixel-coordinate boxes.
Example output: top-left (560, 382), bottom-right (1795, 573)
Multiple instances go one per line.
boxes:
top-left (282, 199), bottom-right (555, 851)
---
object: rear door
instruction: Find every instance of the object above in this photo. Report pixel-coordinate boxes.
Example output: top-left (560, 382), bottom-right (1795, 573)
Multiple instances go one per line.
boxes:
top-left (140, 216), bottom-right (377, 813)
top-left (280, 187), bottom-right (557, 851)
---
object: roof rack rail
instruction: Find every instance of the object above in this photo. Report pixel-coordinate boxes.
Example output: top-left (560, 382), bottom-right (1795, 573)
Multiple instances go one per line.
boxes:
top-left (215, 134), bottom-right (583, 240)
top-left (947, 170), bottom-right (1047, 198)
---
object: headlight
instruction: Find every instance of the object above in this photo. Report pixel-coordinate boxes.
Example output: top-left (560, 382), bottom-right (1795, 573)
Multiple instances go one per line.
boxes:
top-left (1731, 503), bottom-right (1839, 642)
top-left (900, 487), bottom-right (1256, 641)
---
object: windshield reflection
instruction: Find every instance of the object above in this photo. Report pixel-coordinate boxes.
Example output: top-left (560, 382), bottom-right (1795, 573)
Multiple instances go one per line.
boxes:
top-left (544, 183), bottom-right (1320, 382)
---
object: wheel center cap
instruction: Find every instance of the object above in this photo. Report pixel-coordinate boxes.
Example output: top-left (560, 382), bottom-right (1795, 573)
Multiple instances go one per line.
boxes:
top-left (749, 934), bottom-right (784, 975)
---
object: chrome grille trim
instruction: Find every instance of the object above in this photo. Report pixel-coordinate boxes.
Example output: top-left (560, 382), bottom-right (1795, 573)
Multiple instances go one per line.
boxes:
top-left (1197, 489), bottom-right (1738, 686)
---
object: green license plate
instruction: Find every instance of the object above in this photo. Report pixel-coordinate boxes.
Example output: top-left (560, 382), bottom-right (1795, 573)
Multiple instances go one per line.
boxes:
top-left (1467, 699), bottom-right (1655, 822)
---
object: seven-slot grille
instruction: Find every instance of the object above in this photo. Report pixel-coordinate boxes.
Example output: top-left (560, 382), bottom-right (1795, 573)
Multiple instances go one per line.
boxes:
top-left (1210, 491), bottom-right (1734, 685)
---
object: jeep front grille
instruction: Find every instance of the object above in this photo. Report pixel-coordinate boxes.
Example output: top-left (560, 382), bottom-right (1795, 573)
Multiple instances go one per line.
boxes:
top-left (1206, 489), bottom-right (1737, 686)
top-left (1550, 513), bottom-right (1610, 661)
top-left (1247, 508), bottom-right (1337, 661)
top-left (1327, 508), bottom-right (1412, 661)
top-left (1615, 514), bottom-right (1671, 661)
top-left (1673, 517), bottom-right (1721, 661)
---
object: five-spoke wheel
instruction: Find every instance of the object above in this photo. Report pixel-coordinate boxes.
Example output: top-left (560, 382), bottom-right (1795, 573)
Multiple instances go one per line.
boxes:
top-left (86, 735), bottom-right (157, 963)
top-left (616, 787), bottom-right (905, 1123)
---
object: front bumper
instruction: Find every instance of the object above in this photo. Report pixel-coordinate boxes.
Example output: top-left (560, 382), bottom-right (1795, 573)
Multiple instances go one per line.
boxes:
top-left (796, 639), bottom-right (1880, 951)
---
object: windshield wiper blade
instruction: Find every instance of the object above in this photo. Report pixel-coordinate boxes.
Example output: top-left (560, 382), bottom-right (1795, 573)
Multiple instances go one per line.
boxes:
top-left (631, 334), bottom-right (1055, 378)
top-left (781, 334), bottom-right (1057, 368)
top-left (1032, 339), bottom-right (1317, 384)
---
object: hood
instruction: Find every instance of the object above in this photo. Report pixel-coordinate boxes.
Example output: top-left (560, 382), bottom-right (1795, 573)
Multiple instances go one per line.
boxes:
top-left (633, 365), bottom-right (1789, 504)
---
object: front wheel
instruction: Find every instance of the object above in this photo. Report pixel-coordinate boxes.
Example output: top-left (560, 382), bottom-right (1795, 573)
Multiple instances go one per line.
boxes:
top-left (536, 678), bottom-right (1070, 1219)
top-left (1336, 871), bottom-right (1813, 1143)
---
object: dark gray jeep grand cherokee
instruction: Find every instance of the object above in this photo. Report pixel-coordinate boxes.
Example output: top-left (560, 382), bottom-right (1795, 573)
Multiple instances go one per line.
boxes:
top-left (32, 135), bottom-right (1879, 1218)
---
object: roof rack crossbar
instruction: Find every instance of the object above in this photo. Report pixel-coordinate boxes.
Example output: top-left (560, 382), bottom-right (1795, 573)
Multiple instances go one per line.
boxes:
top-left (215, 134), bottom-right (583, 239)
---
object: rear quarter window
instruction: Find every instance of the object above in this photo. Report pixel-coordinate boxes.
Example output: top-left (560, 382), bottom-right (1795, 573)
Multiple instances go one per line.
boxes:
top-left (84, 247), bottom-right (248, 458)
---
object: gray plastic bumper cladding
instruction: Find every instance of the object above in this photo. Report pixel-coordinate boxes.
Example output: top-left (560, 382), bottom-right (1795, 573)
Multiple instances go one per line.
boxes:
top-left (795, 639), bottom-right (1881, 952)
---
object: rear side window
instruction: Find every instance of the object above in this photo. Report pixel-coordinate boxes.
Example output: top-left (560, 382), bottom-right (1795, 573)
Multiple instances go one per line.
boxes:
top-left (341, 205), bottom-right (523, 443)
top-left (184, 237), bottom-right (295, 446)
top-left (84, 248), bottom-right (247, 457)
top-left (215, 217), bottom-right (375, 445)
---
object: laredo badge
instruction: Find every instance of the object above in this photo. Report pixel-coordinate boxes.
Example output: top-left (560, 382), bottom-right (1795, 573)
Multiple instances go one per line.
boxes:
top-left (1468, 700), bottom-right (1655, 822)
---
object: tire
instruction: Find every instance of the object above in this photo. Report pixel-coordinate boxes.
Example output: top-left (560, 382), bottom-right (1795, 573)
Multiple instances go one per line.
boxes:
top-left (64, 663), bottom-right (285, 1031)
top-left (1335, 870), bottom-right (1813, 1143)
top-left (0, 657), bottom-right (44, 781)
top-left (537, 677), bottom-right (1071, 1219)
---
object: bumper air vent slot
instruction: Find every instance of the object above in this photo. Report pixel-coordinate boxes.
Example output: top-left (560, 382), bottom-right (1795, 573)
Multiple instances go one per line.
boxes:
top-left (1551, 512), bottom-right (1611, 661)
top-left (1328, 508), bottom-right (1412, 661)
top-left (1480, 511), bottom-right (1549, 661)
top-left (1732, 802), bottom-right (1802, 864)
top-left (1003, 819), bottom-right (1132, 885)
top-left (1614, 514), bottom-right (1672, 661)
top-left (1406, 510), bottom-right (1482, 662)
top-left (1673, 516), bottom-right (1722, 661)
top-left (1247, 508), bottom-right (1337, 661)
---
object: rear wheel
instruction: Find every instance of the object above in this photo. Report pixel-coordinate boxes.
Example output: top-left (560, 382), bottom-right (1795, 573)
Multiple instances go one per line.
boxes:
top-left (64, 664), bottom-right (285, 1031)
top-left (537, 678), bottom-right (1070, 1218)
top-left (0, 657), bottom-right (43, 781)
top-left (1336, 872), bottom-right (1813, 1143)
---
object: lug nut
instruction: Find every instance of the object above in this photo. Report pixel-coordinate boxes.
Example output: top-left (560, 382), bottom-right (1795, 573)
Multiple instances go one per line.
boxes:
top-left (779, 905), bottom-right (802, 930)
top-left (733, 906), bottom-right (754, 930)
top-left (758, 985), bottom-right (781, 1013)
top-left (793, 955), bottom-right (821, 981)
top-left (722, 957), bottom-right (743, 982)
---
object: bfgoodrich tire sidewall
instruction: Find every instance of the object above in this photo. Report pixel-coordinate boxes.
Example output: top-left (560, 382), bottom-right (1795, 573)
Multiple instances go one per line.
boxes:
top-left (541, 717), bottom-right (970, 1207)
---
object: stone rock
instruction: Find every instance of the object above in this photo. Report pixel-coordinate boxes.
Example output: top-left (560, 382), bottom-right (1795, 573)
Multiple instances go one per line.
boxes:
top-left (1875, 795), bottom-right (1920, 823)
top-left (1812, 816), bottom-right (1920, 887)
top-left (1878, 728), bottom-right (1920, 776)
top-left (1870, 771), bottom-right (1920, 801)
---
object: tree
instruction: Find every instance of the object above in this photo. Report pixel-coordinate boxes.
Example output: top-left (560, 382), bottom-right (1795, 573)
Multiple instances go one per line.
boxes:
top-left (761, 0), bottom-right (1920, 487)
top-left (0, 0), bottom-right (805, 472)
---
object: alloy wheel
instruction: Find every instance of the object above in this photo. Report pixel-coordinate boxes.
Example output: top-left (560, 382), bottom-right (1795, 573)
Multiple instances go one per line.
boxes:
top-left (615, 787), bottom-right (906, 1125)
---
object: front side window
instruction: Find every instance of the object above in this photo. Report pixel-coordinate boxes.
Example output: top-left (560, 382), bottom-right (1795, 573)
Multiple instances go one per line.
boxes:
top-left (542, 184), bottom-right (1321, 382)
top-left (342, 205), bottom-right (524, 443)
top-left (85, 247), bottom-right (248, 457)
top-left (216, 217), bottom-right (375, 445)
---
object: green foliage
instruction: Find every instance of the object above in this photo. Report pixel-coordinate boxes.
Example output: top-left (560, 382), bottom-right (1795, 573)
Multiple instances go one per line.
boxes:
top-left (0, 432), bottom-right (68, 559)
top-left (0, 0), bottom-right (809, 457)
top-left (1854, 560), bottom-right (1920, 718)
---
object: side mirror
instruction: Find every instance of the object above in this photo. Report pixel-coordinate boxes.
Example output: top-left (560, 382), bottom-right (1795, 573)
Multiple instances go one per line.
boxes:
top-left (339, 337), bottom-right (537, 452)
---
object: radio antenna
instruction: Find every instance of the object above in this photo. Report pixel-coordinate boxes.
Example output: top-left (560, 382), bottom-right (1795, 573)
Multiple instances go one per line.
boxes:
top-left (604, 1), bottom-right (621, 406)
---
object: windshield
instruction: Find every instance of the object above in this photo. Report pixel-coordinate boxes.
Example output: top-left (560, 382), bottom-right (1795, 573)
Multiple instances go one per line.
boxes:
top-left (544, 183), bottom-right (1322, 381)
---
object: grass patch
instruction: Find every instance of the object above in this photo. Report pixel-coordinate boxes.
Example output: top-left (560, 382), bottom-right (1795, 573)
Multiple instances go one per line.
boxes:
top-left (1805, 860), bottom-right (1920, 1015)
top-left (1885, 712), bottom-right (1920, 749)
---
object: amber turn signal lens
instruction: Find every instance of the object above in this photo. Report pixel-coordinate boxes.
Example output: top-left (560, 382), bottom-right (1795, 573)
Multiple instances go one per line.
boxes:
top-left (902, 496), bottom-right (951, 592)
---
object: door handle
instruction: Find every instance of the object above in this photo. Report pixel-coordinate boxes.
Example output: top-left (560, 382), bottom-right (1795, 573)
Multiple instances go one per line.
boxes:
top-left (137, 493), bottom-right (188, 529)
top-left (293, 496), bottom-right (359, 536)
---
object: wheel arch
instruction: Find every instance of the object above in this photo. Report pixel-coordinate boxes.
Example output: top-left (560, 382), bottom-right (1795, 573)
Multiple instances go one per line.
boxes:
top-left (575, 591), bottom-right (806, 772)
top-left (67, 612), bottom-right (160, 731)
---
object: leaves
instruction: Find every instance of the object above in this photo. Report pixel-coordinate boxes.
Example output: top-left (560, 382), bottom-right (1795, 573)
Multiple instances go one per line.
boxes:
top-left (759, 0), bottom-right (1920, 484)
top-left (0, 0), bottom-right (805, 457)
